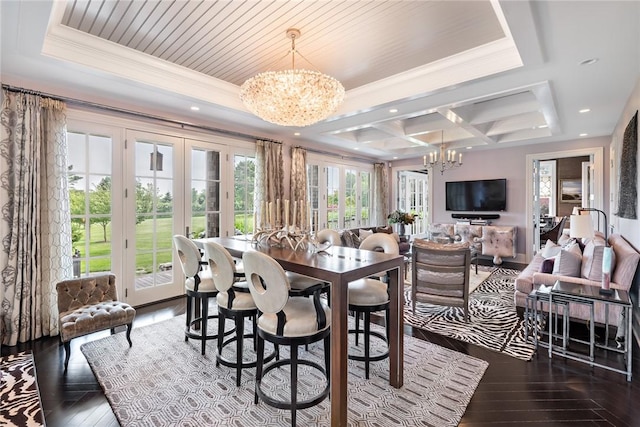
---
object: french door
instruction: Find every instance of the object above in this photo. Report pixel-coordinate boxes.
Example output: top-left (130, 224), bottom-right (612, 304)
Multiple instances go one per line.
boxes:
top-left (124, 130), bottom-right (227, 306)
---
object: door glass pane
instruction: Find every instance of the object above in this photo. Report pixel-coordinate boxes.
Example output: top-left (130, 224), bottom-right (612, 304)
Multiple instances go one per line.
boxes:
top-left (67, 131), bottom-right (113, 278)
top-left (307, 164), bottom-right (319, 232)
top-left (135, 141), bottom-right (174, 289)
top-left (234, 154), bottom-right (256, 235)
top-left (191, 148), bottom-right (221, 238)
top-left (360, 172), bottom-right (371, 226)
top-left (326, 166), bottom-right (340, 230)
top-left (345, 169), bottom-right (356, 228)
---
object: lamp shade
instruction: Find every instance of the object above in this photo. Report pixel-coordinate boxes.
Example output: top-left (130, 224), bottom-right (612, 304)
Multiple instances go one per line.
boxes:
top-left (569, 214), bottom-right (594, 239)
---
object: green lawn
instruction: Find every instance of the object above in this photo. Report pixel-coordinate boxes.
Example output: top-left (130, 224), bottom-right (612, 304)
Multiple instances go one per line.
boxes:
top-left (75, 214), bottom-right (247, 274)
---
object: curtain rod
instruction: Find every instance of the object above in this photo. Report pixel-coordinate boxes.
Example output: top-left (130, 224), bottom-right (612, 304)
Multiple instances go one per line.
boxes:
top-left (297, 145), bottom-right (375, 165)
top-left (1, 84), bottom-right (282, 144)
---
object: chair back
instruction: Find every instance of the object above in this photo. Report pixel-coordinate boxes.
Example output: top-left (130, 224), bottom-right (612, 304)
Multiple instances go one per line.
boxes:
top-left (540, 216), bottom-right (567, 244)
top-left (316, 228), bottom-right (342, 246)
top-left (242, 250), bottom-right (290, 315)
top-left (359, 232), bottom-right (399, 255)
top-left (172, 235), bottom-right (202, 278)
top-left (412, 242), bottom-right (471, 312)
top-left (57, 274), bottom-right (118, 312)
top-left (202, 241), bottom-right (237, 292)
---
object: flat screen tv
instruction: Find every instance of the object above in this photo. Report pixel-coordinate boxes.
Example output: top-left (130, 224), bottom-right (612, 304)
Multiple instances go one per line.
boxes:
top-left (445, 178), bottom-right (507, 211)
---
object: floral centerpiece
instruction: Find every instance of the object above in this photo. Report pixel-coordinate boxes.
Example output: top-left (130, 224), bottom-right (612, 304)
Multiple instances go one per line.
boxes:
top-left (387, 209), bottom-right (417, 236)
top-left (387, 209), bottom-right (417, 225)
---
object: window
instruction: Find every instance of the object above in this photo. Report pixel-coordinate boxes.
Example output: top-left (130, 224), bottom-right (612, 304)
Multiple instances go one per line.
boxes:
top-left (67, 131), bottom-right (114, 277)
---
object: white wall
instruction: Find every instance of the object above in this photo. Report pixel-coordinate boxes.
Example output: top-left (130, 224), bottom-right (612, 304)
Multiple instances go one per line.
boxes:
top-left (611, 76), bottom-right (640, 250)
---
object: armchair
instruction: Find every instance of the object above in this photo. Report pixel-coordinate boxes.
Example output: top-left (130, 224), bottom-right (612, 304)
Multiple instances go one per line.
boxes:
top-left (57, 274), bottom-right (135, 370)
top-left (411, 240), bottom-right (471, 322)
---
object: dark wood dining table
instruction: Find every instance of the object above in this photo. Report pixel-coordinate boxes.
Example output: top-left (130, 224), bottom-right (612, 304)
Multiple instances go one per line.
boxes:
top-left (196, 236), bottom-right (404, 426)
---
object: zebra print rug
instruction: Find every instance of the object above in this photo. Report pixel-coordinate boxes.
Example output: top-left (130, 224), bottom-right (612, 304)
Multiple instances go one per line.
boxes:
top-left (405, 266), bottom-right (535, 361)
top-left (81, 315), bottom-right (488, 426)
top-left (0, 352), bottom-right (46, 427)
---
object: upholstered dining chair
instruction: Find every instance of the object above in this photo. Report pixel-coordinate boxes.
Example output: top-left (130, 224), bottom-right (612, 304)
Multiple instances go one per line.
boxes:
top-left (411, 240), bottom-right (471, 322)
top-left (56, 274), bottom-right (135, 370)
top-left (316, 228), bottom-right (342, 247)
top-left (203, 241), bottom-right (270, 386)
top-left (348, 232), bottom-right (399, 379)
top-left (173, 235), bottom-right (224, 355)
top-left (242, 250), bottom-right (331, 427)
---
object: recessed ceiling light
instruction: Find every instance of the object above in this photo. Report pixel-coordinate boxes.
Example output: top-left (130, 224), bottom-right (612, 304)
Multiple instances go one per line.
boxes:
top-left (580, 133), bottom-right (588, 137)
top-left (537, 124), bottom-right (549, 129)
top-left (190, 106), bottom-right (200, 111)
top-left (389, 108), bottom-right (398, 113)
top-left (354, 147), bottom-right (360, 150)
top-left (579, 58), bottom-right (599, 66)
top-left (466, 147), bottom-right (472, 150)
top-left (393, 156), bottom-right (398, 159)
top-left (579, 108), bottom-right (591, 113)
top-left (294, 132), bottom-right (300, 136)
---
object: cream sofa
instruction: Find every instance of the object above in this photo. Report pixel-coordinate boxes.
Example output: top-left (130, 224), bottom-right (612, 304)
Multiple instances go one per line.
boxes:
top-left (514, 233), bottom-right (640, 328)
top-left (428, 223), bottom-right (517, 264)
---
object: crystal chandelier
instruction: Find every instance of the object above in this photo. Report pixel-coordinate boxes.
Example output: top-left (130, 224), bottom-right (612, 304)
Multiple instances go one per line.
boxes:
top-left (423, 131), bottom-right (463, 175)
top-left (239, 28), bottom-right (345, 127)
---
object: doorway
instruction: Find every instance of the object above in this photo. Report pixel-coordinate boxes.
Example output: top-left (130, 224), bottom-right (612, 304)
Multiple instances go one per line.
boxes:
top-left (526, 147), bottom-right (604, 261)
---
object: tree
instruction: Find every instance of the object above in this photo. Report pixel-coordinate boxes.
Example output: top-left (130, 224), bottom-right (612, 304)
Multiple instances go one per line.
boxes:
top-left (90, 177), bottom-right (112, 242)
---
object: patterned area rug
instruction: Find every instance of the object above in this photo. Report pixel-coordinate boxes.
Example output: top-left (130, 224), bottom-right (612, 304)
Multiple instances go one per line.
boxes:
top-left (405, 266), bottom-right (535, 361)
top-left (0, 352), bottom-right (46, 427)
top-left (81, 315), bottom-right (488, 426)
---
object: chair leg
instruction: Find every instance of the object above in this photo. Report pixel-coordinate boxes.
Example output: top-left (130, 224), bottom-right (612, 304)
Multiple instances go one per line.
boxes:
top-left (290, 344), bottom-right (298, 427)
top-left (255, 336), bottom-right (264, 405)
top-left (201, 297), bottom-right (208, 355)
top-left (236, 314), bottom-right (245, 387)
top-left (364, 312), bottom-right (371, 379)
top-left (355, 312), bottom-right (360, 346)
top-left (323, 335), bottom-right (331, 378)
top-left (126, 323), bottom-right (133, 347)
top-left (185, 295), bottom-right (192, 342)
top-left (217, 312), bottom-right (226, 367)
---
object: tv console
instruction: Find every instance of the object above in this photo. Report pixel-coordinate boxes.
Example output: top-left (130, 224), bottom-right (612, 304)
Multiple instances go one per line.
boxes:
top-left (451, 213), bottom-right (500, 220)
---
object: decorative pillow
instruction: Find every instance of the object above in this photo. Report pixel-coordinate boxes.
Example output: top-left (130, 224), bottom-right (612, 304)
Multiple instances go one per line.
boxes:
top-left (539, 258), bottom-right (555, 274)
top-left (376, 225), bottom-right (393, 234)
top-left (359, 229), bottom-right (374, 240)
top-left (552, 243), bottom-right (582, 277)
top-left (541, 240), bottom-right (561, 259)
top-left (340, 230), bottom-right (359, 248)
top-left (581, 238), bottom-right (616, 281)
top-left (557, 232), bottom-right (571, 247)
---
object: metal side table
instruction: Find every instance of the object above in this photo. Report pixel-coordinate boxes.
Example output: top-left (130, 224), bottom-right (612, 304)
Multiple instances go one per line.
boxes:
top-left (548, 280), bottom-right (633, 382)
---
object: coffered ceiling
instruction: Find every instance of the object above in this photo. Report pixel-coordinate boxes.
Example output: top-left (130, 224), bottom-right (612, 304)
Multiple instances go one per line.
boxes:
top-left (1, 1), bottom-right (639, 161)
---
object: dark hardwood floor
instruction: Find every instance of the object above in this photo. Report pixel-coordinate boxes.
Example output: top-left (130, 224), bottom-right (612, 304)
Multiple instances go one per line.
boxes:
top-left (3, 294), bottom-right (640, 426)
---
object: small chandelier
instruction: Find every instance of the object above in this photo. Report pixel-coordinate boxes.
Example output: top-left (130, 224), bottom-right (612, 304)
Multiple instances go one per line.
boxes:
top-left (239, 28), bottom-right (345, 127)
top-left (423, 130), bottom-right (463, 175)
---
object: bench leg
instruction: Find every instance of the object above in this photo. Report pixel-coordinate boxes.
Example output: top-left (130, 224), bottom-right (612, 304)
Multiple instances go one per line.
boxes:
top-left (63, 341), bottom-right (71, 371)
top-left (126, 323), bottom-right (133, 347)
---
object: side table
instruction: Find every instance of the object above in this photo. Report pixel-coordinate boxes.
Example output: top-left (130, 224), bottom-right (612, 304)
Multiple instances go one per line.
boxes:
top-left (548, 280), bottom-right (633, 381)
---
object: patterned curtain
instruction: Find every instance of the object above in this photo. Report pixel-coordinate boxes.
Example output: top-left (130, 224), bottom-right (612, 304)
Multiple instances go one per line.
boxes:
top-left (372, 162), bottom-right (389, 226)
top-left (290, 147), bottom-right (307, 227)
top-left (254, 140), bottom-right (284, 228)
top-left (0, 89), bottom-right (72, 346)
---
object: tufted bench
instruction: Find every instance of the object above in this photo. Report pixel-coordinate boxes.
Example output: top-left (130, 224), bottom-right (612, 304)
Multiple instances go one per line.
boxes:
top-left (56, 274), bottom-right (135, 370)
